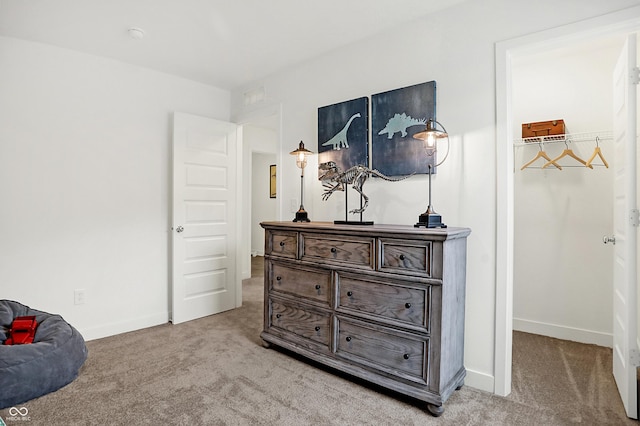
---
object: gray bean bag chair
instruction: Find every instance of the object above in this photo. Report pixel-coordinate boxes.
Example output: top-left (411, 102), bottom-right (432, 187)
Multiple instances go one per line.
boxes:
top-left (0, 300), bottom-right (88, 409)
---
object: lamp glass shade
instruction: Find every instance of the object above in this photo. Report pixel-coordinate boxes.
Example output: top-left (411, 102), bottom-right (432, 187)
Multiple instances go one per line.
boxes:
top-left (290, 141), bottom-right (313, 169)
top-left (413, 119), bottom-right (450, 166)
top-left (413, 119), bottom-right (448, 149)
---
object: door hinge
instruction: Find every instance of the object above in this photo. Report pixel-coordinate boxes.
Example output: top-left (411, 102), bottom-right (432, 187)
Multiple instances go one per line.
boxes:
top-left (632, 67), bottom-right (640, 85)
top-left (631, 209), bottom-right (640, 227)
top-left (630, 348), bottom-right (640, 367)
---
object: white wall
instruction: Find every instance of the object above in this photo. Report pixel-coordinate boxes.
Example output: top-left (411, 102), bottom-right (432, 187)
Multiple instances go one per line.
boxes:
top-left (251, 152), bottom-right (277, 255)
top-left (0, 36), bottom-right (230, 340)
top-left (230, 0), bottom-right (640, 393)
top-left (512, 39), bottom-right (623, 346)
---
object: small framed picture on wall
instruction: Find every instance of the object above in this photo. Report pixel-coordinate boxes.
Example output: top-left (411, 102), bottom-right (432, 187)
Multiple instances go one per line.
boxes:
top-left (269, 164), bottom-right (276, 198)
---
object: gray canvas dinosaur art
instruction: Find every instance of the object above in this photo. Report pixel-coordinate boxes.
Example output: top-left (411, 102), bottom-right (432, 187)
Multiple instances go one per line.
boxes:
top-left (378, 113), bottom-right (426, 139)
top-left (321, 112), bottom-right (361, 150)
top-left (318, 161), bottom-right (411, 214)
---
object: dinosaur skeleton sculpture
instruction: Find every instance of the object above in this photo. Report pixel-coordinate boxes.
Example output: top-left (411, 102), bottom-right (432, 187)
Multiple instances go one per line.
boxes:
top-left (318, 161), bottom-right (411, 214)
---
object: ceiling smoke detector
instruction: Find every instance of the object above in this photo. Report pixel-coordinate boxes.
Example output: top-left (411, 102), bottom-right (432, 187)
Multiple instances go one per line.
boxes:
top-left (127, 27), bottom-right (145, 40)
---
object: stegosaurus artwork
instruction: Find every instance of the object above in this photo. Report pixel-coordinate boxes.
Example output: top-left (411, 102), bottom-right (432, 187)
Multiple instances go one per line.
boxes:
top-left (377, 113), bottom-right (426, 139)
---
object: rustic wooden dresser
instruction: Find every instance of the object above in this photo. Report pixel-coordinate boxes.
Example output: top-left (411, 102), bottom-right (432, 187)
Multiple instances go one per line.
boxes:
top-left (260, 221), bottom-right (470, 416)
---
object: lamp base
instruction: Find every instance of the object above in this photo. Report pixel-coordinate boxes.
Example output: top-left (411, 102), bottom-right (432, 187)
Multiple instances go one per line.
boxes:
top-left (293, 210), bottom-right (310, 222)
top-left (414, 211), bottom-right (447, 228)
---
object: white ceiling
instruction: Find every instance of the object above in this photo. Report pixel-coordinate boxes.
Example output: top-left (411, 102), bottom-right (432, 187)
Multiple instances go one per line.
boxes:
top-left (0, 0), bottom-right (468, 90)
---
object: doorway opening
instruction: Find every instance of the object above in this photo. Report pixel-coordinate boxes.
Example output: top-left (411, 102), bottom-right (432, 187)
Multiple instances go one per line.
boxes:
top-left (495, 5), bottom-right (640, 405)
top-left (511, 35), bottom-right (623, 346)
top-left (508, 33), bottom-right (631, 419)
top-left (237, 106), bottom-right (281, 280)
top-left (251, 150), bottom-right (277, 257)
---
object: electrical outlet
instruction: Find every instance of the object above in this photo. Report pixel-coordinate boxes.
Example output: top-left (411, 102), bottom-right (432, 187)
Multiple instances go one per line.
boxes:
top-left (74, 289), bottom-right (86, 305)
top-left (290, 198), bottom-right (298, 213)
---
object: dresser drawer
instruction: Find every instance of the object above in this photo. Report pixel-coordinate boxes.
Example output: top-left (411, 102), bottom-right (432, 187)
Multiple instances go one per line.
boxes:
top-left (337, 273), bottom-right (429, 331)
top-left (267, 230), bottom-right (298, 259)
top-left (336, 318), bottom-right (428, 384)
top-left (379, 238), bottom-right (431, 277)
top-left (301, 233), bottom-right (374, 269)
top-left (270, 262), bottom-right (331, 305)
top-left (269, 299), bottom-right (331, 346)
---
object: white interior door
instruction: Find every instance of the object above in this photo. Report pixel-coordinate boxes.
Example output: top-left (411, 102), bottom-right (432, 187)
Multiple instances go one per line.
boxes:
top-left (172, 112), bottom-right (240, 325)
top-left (612, 33), bottom-right (638, 419)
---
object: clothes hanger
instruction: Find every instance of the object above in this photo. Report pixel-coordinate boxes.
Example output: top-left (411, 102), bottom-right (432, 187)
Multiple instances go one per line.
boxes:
top-left (521, 142), bottom-right (562, 170)
top-left (543, 139), bottom-right (593, 169)
top-left (586, 136), bottom-right (609, 168)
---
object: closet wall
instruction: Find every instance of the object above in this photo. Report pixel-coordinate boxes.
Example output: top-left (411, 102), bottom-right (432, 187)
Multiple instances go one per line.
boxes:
top-left (512, 37), bottom-right (626, 347)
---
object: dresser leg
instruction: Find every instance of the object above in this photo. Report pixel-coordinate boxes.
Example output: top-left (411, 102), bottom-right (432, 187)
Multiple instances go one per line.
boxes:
top-left (261, 339), bottom-right (272, 349)
top-left (427, 403), bottom-right (444, 417)
top-left (456, 384), bottom-right (464, 391)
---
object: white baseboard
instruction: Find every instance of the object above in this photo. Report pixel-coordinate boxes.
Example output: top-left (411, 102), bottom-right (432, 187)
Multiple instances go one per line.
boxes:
top-left (80, 311), bottom-right (169, 341)
top-left (464, 368), bottom-right (494, 393)
top-left (513, 317), bottom-right (612, 348)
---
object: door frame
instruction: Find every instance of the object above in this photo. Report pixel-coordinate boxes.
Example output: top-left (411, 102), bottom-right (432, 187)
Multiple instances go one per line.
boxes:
top-left (495, 6), bottom-right (640, 396)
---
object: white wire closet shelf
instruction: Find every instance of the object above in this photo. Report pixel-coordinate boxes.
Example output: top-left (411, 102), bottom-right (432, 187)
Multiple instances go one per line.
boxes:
top-left (515, 130), bottom-right (612, 170)
top-left (513, 130), bottom-right (613, 146)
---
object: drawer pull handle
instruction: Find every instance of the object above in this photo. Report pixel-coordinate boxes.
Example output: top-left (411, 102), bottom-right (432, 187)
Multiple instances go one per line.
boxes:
top-left (279, 241), bottom-right (285, 247)
top-left (315, 326), bottom-right (321, 331)
top-left (276, 276), bottom-right (282, 281)
top-left (405, 303), bottom-right (411, 309)
top-left (346, 336), bottom-right (352, 342)
top-left (315, 284), bottom-right (321, 290)
top-left (347, 291), bottom-right (353, 297)
top-left (399, 254), bottom-right (405, 260)
top-left (331, 247), bottom-right (337, 253)
top-left (403, 353), bottom-right (410, 360)
top-left (276, 314), bottom-right (281, 319)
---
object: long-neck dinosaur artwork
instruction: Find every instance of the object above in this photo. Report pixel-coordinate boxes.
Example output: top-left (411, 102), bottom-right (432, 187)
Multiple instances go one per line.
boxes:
top-left (318, 161), bottom-right (411, 214)
top-left (321, 113), bottom-right (361, 150)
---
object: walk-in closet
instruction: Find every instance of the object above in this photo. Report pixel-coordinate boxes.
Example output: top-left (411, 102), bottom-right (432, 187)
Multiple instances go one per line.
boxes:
top-left (512, 35), bottom-right (629, 348)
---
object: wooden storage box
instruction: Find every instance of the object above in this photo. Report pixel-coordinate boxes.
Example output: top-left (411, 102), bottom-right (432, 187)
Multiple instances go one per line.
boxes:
top-left (522, 119), bottom-right (566, 140)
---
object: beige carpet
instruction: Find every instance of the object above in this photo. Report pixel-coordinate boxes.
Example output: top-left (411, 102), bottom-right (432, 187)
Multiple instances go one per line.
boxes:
top-left (0, 258), bottom-right (635, 425)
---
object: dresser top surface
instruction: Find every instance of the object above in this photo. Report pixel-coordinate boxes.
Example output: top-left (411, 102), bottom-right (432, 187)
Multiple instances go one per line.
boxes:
top-left (260, 221), bottom-right (471, 240)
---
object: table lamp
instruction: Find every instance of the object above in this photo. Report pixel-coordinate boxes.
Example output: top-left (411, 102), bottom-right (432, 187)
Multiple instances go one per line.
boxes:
top-left (290, 141), bottom-right (314, 222)
top-left (413, 119), bottom-right (450, 228)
